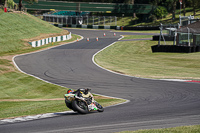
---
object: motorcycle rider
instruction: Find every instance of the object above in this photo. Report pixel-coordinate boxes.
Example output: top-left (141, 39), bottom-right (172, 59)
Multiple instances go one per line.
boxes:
top-left (66, 88), bottom-right (104, 112)
top-left (67, 88), bottom-right (94, 105)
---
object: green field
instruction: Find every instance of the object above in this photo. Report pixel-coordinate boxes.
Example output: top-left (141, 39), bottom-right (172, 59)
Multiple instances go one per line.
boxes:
top-left (94, 40), bottom-right (200, 80)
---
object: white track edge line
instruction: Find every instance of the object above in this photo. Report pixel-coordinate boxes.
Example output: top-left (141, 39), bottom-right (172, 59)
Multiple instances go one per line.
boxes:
top-left (92, 40), bottom-right (189, 83)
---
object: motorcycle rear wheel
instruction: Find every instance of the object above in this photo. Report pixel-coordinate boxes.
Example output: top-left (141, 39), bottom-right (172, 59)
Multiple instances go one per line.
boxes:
top-left (72, 100), bottom-right (88, 114)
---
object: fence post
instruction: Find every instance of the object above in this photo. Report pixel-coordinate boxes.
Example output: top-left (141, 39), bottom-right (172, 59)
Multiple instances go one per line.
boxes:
top-left (62, 15), bottom-right (63, 24)
top-left (158, 23), bottom-right (162, 46)
top-left (93, 16), bottom-right (94, 25)
top-left (87, 16), bottom-right (88, 25)
top-left (187, 27), bottom-right (190, 46)
top-left (173, 31), bottom-right (177, 45)
top-left (53, 15), bottom-right (54, 24)
top-left (110, 16), bottom-right (111, 25)
top-left (115, 17), bottom-right (117, 26)
top-left (104, 16), bottom-right (105, 26)
top-left (98, 16), bottom-right (100, 25)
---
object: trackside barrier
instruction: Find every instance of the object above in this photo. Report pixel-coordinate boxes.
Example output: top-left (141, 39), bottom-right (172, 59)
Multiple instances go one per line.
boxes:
top-left (29, 32), bottom-right (71, 47)
top-left (53, 24), bottom-right (159, 30)
top-left (54, 24), bottom-right (118, 30)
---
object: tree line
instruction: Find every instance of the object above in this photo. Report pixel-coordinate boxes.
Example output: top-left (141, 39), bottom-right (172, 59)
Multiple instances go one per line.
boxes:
top-left (1, 0), bottom-right (199, 18)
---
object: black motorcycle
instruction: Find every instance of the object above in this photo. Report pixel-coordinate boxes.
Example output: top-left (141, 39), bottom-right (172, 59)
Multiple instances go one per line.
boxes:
top-left (64, 88), bottom-right (104, 114)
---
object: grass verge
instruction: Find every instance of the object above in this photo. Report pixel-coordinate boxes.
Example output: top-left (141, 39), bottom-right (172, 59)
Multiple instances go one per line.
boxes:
top-left (114, 30), bottom-right (160, 34)
top-left (94, 40), bottom-right (200, 80)
top-left (0, 98), bottom-right (125, 119)
top-left (116, 125), bottom-right (200, 133)
top-left (0, 11), bottom-right (67, 56)
top-left (121, 35), bottom-right (152, 40)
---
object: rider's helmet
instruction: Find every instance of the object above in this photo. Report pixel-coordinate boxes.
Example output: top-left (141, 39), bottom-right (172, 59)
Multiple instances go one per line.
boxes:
top-left (84, 88), bottom-right (91, 95)
top-left (67, 89), bottom-right (74, 94)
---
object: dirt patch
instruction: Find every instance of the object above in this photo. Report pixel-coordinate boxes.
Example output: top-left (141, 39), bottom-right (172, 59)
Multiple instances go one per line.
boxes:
top-left (94, 96), bottom-right (114, 99)
top-left (0, 56), bottom-right (16, 74)
top-left (0, 55), bottom-right (14, 61)
top-left (0, 64), bottom-right (16, 74)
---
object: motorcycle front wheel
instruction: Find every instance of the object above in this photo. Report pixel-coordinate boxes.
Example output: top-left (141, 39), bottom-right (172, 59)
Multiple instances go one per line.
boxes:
top-left (72, 100), bottom-right (88, 114)
top-left (95, 102), bottom-right (104, 112)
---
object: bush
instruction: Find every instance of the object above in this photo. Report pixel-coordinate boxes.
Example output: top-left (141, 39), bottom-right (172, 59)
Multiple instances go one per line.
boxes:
top-left (149, 15), bottom-right (157, 22)
top-left (7, 0), bottom-right (15, 9)
top-left (153, 6), bottom-right (168, 19)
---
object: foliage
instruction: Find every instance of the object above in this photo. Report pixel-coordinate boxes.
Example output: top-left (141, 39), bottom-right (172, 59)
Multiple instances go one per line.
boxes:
top-left (18, 0), bottom-right (38, 11)
top-left (187, 0), bottom-right (200, 16)
top-left (148, 15), bottom-right (157, 22)
top-left (7, 0), bottom-right (15, 8)
top-left (153, 6), bottom-right (168, 19)
top-left (24, 0), bottom-right (38, 4)
top-left (0, 0), bottom-right (5, 5)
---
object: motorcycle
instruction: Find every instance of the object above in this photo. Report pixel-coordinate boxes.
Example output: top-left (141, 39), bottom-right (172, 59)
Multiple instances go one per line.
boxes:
top-left (64, 88), bottom-right (104, 114)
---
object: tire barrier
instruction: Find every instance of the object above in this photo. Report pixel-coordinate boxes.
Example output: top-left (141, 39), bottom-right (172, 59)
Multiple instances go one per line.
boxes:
top-left (151, 45), bottom-right (200, 53)
top-left (28, 32), bottom-right (71, 47)
top-left (53, 24), bottom-right (159, 30)
top-left (54, 24), bottom-right (120, 30)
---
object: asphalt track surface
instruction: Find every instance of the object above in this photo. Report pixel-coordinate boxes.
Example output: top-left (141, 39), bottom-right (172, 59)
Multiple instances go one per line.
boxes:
top-left (1, 29), bottom-right (200, 133)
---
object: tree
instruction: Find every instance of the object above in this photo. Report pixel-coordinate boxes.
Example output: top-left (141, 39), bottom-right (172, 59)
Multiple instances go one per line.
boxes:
top-left (182, 0), bottom-right (186, 16)
top-left (131, 0), bottom-right (136, 18)
top-left (172, 0), bottom-right (177, 20)
top-left (18, 0), bottom-right (38, 11)
top-left (151, 0), bottom-right (178, 20)
top-left (0, 0), bottom-right (4, 5)
top-left (153, 6), bottom-right (168, 19)
top-left (160, 0), bottom-right (178, 20)
top-left (152, 0), bottom-right (161, 6)
top-left (188, 0), bottom-right (200, 16)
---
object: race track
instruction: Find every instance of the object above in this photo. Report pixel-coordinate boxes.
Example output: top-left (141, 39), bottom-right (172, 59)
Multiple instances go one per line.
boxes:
top-left (1, 29), bottom-right (200, 133)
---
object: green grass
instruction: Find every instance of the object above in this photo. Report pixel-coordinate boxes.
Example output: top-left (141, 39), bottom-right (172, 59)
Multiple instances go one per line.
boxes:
top-left (0, 101), bottom-right (67, 119)
top-left (115, 30), bottom-right (160, 34)
top-left (0, 11), bottom-right (65, 55)
top-left (94, 40), bottom-right (200, 80)
top-left (0, 98), bottom-right (125, 119)
top-left (0, 59), bottom-right (12, 66)
top-left (122, 35), bottom-right (152, 40)
top-left (0, 72), bottom-right (67, 99)
top-left (116, 125), bottom-right (200, 133)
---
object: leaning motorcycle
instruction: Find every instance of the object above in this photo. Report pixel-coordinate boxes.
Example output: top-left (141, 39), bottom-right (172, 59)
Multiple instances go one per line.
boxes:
top-left (64, 90), bottom-right (104, 114)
